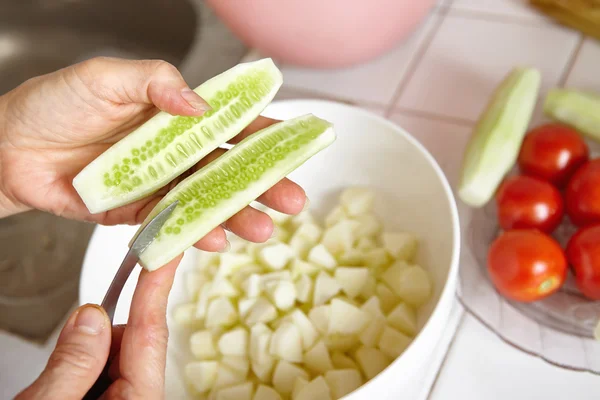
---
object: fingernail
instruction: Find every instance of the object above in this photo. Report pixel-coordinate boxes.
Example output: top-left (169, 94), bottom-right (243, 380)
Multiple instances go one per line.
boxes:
top-left (218, 240), bottom-right (231, 253)
top-left (302, 197), bottom-right (310, 212)
top-left (181, 89), bottom-right (212, 112)
top-left (75, 305), bottom-right (106, 335)
top-left (270, 227), bottom-right (278, 239)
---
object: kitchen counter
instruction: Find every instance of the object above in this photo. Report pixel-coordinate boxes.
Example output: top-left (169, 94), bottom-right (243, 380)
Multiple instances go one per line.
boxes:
top-left (2, 0), bottom-right (600, 398)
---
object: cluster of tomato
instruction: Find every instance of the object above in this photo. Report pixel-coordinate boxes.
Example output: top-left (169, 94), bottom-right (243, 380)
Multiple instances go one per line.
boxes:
top-left (487, 123), bottom-right (600, 303)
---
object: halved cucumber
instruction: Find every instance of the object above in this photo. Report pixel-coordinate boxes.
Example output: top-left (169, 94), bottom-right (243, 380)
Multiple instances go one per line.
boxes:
top-left (73, 58), bottom-right (283, 214)
top-left (458, 67), bottom-right (541, 208)
top-left (544, 88), bottom-right (600, 141)
top-left (136, 114), bottom-right (336, 271)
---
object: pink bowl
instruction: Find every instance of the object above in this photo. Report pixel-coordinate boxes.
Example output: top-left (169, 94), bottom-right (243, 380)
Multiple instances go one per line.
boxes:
top-left (206, 0), bottom-right (436, 68)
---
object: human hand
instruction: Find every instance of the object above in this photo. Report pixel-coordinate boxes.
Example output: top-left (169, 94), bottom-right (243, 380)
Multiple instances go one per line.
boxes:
top-left (0, 57), bottom-right (306, 251)
top-left (16, 256), bottom-right (182, 400)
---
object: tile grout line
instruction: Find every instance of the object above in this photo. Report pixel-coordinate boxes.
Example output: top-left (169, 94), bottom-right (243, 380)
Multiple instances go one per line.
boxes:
top-left (446, 8), bottom-right (554, 26)
top-left (383, 7), bottom-right (450, 118)
top-left (426, 310), bottom-right (468, 400)
top-left (390, 106), bottom-right (476, 127)
top-left (557, 35), bottom-right (585, 87)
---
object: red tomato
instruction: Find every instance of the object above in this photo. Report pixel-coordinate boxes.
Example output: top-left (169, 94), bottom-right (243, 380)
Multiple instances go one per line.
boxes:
top-left (487, 230), bottom-right (567, 302)
top-left (495, 175), bottom-right (564, 233)
top-left (517, 123), bottom-right (589, 187)
top-left (566, 159), bottom-right (600, 226)
top-left (566, 225), bottom-right (600, 300)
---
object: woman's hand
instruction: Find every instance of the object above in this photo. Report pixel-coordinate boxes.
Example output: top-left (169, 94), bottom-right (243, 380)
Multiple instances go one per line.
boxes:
top-left (0, 57), bottom-right (306, 250)
top-left (16, 256), bottom-right (183, 400)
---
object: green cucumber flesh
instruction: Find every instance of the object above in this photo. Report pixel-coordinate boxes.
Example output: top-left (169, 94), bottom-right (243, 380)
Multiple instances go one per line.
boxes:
top-left (136, 114), bottom-right (336, 271)
top-left (73, 58), bottom-right (283, 214)
top-left (544, 88), bottom-right (600, 141)
top-left (458, 67), bottom-right (541, 208)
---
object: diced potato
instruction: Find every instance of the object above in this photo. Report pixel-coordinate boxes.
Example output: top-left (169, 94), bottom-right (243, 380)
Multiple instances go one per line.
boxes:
top-left (308, 305), bottom-right (330, 335)
top-left (358, 276), bottom-right (376, 300)
top-left (216, 382), bottom-right (253, 400)
top-left (328, 299), bottom-right (369, 336)
top-left (185, 271), bottom-right (210, 301)
top-left (231, 265), bottom-right (264, 289)
top-left (173, 303), bottom-right (198, 327)
top-left (214, 363), bottom-right (247, 389)
top-left (221, 355), bottom-right (249, 378)
top-left (359, 314), bottom-right (385, 347)
top-left (239, 298), bottom-right (258, 319)
top-left (375, 283), bottom-right (400, 314)
top-left (294, 223), bottom-right (322, 244)
top-left (190, 330), bottom-right (218, 360)
top-left (249, 324), bottom-right (273, 365)
top-left (290, 259), bottom-right (320, 279)
top-left (321, 220), bottom-right (360, 256)
top-left (269, 314), bottom-right (292, 331)
top-left (259, 243), bottom-right (295, 271)
top-left (381, 232), bottom-right (418, 261)
top-left (355, 237), bottom-right (377, 252)
top-left (245, 298), bottom-right (278, 326)
top-left (196, 284), bottom-right (212, 319)
top-left (242, 274), bottom-right (263, 298)
top-left (325, 206), bottom-right (347, 228)
top-left (294, 274), bottom-right (313, 304)
top-left (260, 271), bottom-right (292, 285)
top-left (308, 244), bottom-right (337, 270)
top-left (336, 249), bottom-right (365, 266)
top-left (331, 352), bottom-right (358, 370)
top-left (303, 340), bottom-right (334, 375)
top-left (253, 384), bottom-right (282, 400)
top-left (325, 369), bottom-right (363, 399)
top-left (387, 302), bottom-right (417, 336)
top-left (185, 361), bottom-right (219, 393)
top-left (253, 202), bottom-right (292, 226)
top-left (313, 272), bottom-right (341, 306)
top-left (363, 248), bottom-right (391, 274)
top-left (218, 327), bottom-right (248, 356)
top-left (271, 226), bottom-right (292, 243)
top-left (228, 235), bottom-right (249, 254)
top-left (289, 210), bottom-right (316, 229)
top-left (382, 264), bottom-right (431, 306)
top-left (377, 326), bottom-right (412, 359)
top-left (290, 309), bottom-right (318, 350)
top-left (252, 359), bottom-right (276, 383)
top-left (292, 377), bottom-right (309, 400)
top-left (272, 361), bottom-right (309, 395)
top-left (288, 235), bottom-right (312, 259)
top-left (323, 334), bottom-right (360, 352)
top-left (206, 298), bottom-right (238, 328)
top-left (294, 376), bottom-right (332, 400)
top-left (334, 267), bottom-right (369, 298)
top-left (209, 278), bottom-right (240, 298)
top-left (265, 280), bottom-right (297, 311)
top-left (353, 347), bottom-right (390, 380)
top-left (354, 214), bottom-right (382, 239)
top-left (360, 296), bottom-right (384, 317)
top-left (340, 187), bottom-right (375, 217)
top-left (270, 322), bottom-right (303, 362)
top-left (246, 242), bottom-right (266, 260)
top-left (196, 251), bottom-right (220, 270)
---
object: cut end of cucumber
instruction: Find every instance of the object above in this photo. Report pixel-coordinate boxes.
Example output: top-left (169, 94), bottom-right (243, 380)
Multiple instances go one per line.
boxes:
top-left (73, 58), bottom-right (283, 214)
top-left (137, 114), bottom-right (336, 271)
top-left (544, 88), bottom-right (600, 141)
top-left (458, 67), bottom-right (541, 208)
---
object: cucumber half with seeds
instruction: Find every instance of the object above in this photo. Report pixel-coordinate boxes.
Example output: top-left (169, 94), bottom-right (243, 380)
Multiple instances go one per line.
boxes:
top-left (73, 58), bottom-right (283, 214)
top-left (458, 67), bottom-right (541, 208)
top-left (136, 114), bottom-right (336, 271)
top-left (544, 88), bottom-right (600, 141)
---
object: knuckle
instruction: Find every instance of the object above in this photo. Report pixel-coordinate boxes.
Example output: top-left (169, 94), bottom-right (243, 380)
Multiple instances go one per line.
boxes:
top-left (151, 60), bottom-right (180, 78)
top-left (48, 343), bottom-right (100, 376)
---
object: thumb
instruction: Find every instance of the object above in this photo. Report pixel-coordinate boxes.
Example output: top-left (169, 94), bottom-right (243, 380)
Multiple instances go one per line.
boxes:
top-left (74, 57), bottom-right (212, 116)
top-left (17, 304), bottom-right (111, 400)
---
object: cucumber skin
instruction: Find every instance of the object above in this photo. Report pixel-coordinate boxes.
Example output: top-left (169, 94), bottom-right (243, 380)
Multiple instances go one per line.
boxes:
top-left (136, 114), bottom-right (336, 271)
top-left (458, 67), bottom-right (541, 208)
top-left (73, 58), bottom-right (283, 214)
top-left (545, 89), bottom-right (600, 141)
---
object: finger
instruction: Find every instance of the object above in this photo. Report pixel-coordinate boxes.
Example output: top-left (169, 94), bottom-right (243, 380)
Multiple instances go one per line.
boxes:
top-left (16, 305), bottom-right (111, 400)
top-left (192, 225), bottom-right (228, 251)
top-left (117, 256), bottom-right (181, 397)
top-left (75, 57), bottom-right (211, 116)
top-left (110, 324), bottom-right (127, 357)
top-left (228, 116), bottom-right (280, 144)
top-left (224, 206), bottom-right (274, 243)
top-left (257, 178), bottom-right (307, 215)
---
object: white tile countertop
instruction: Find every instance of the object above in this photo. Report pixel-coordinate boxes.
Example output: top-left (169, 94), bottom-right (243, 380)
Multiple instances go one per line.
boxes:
top-left (2, 0), bottom-right (600, 399)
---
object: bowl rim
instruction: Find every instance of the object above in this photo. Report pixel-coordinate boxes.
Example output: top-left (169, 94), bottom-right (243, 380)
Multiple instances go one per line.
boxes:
top-left (265, 99), bottom-right (462, 397)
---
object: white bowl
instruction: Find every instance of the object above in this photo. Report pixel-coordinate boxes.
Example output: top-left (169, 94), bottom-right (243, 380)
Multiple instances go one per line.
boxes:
top-left (79, 99), bottom-right (460, 399)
